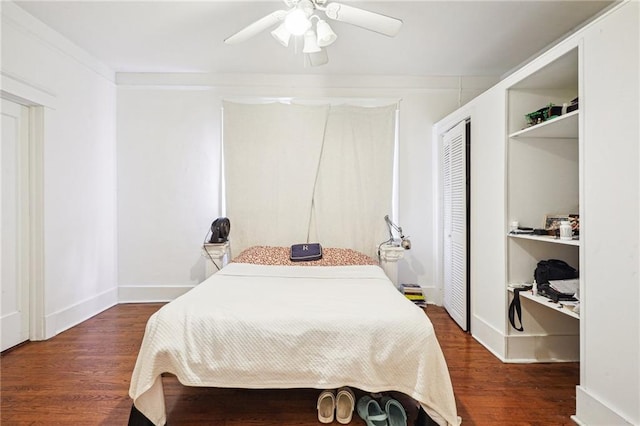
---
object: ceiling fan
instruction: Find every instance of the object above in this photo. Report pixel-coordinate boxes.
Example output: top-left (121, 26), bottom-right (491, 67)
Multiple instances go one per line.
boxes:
top-left (224, 0), bottom-right (403, 66)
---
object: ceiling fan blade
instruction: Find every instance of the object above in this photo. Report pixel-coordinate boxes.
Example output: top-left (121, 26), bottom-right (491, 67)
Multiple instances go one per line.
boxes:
top-left (323, 2), bottom-right (402, 37)
top-left (224, 10), bottom-right (287, 45)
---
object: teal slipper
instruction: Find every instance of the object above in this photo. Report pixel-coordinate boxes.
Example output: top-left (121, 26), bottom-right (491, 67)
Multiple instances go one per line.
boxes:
top-left (380, 396), bottom-right (407, 426)
top-left (357, 395), bottom-right (388, 426)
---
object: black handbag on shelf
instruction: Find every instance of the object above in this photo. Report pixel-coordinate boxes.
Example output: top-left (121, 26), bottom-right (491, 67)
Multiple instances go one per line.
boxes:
top-left (534, 259), bottom-right (579, 303)
top-left (534, 259), bottom-right (578, 284)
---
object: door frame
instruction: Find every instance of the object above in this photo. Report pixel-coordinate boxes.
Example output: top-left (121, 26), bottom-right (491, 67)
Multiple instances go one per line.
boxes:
top-left (440, 120), bottom-right (470, 331)
top-left (2, 74), bottom-right (55, 341)
top-left (433, 115), bottom-right (472, 329)
top-left (1, 98), bottom-right (30, 349)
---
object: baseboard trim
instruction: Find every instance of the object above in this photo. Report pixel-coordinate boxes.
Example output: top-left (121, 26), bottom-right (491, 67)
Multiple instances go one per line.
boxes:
top-left (470, 314), bottom-right (507, 362)
top-left (118, 285), bottom-right (195, 303)
top-left (573, 385), bottom-right (634, 425)
top-left (44, 287), bottom-right (118, 339)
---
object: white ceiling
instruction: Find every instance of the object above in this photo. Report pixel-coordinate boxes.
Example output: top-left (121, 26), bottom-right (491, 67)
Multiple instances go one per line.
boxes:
top-left (13, 0), bottom-right (615, 77)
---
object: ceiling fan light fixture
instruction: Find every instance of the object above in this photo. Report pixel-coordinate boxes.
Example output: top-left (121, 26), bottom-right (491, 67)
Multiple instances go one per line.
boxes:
top-left (284, 9), bottom-right (312, 36)
top-left (303, 30), bottom-right (322, 53)
top-left (225, 0), bottom-right (402, 65)
top-left (271, 23), bottom-right (291, 47)
top-left (316, 19), bottom-right (337, 47)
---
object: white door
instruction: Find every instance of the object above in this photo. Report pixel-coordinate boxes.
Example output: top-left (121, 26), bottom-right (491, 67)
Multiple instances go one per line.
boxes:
top-left (1, 99), bottom-right (30, 351)
top-left (442, 121), bottom-right (468, 331)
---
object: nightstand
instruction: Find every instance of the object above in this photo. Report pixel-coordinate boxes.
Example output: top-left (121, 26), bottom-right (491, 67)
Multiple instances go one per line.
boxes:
top-left (202, 242), bottom-right (230, 278)
top-left (378, 243), bottom-right (405, 286)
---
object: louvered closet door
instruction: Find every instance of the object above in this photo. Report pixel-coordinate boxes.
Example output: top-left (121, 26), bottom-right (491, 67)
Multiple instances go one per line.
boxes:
top-left (442, 121), bottom-right (467, 331)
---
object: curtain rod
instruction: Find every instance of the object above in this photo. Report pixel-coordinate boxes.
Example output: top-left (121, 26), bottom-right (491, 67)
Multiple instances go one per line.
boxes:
top-left (222, 96), bottom-right (402, 108)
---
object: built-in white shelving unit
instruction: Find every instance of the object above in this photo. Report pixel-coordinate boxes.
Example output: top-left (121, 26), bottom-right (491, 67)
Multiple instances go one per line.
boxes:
top-left (505, 47), bottom-right (581, 362)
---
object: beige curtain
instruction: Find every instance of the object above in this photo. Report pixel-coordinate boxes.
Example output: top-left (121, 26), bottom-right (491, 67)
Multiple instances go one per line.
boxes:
top-left (309, 105), bottom-right (396, 258)
top-left (223, 101), bottom-right (329, 256)
top-left (223, 101), bottom-right (396, 259)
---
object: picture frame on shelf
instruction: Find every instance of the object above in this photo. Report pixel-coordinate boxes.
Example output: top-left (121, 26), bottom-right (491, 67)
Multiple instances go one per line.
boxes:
top-left (544, 214), bottom-right (571, 231)
top-left (544, 213), bottom-right (580, 235)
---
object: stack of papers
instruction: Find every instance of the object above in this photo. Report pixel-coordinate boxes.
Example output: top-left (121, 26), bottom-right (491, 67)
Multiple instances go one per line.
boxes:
top-left (549, 278), bottom-right (579, 295)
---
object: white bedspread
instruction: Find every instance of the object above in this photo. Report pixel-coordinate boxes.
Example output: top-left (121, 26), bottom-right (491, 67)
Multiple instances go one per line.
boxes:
top-left (129, 263), bottom-right (460, 425)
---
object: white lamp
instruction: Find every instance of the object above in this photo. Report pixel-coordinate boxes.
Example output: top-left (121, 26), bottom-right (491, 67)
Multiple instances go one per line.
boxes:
top-left (284, 9), bottom-right (311, 35)
top-left (384, 215), bottom-right (411, 249)
top-left (271, 23), bottom-right (291, 47)
top-left (303, 30), bottom-right (321, 53)
top-left (316, 19), bottom-right (337, 47)
top-left (305, 49), bottom-right (329, 67)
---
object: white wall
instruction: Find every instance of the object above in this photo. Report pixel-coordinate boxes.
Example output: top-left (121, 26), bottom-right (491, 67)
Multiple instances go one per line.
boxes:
top-left (116, 74), bottom-right (495, 302)
top-left (116, 88), bottom-right (221, 301)
top-left (1, 3), bottom-right (118, 337)
top-left (577, 2), bottom-right (639, 424)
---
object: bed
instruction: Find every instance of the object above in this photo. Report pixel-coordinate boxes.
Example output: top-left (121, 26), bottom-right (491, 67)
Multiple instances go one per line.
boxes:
top-left (128, 246), bottom-right (461, 425)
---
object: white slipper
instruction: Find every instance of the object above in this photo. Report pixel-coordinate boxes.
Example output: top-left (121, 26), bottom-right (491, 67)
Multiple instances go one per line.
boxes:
top-left (336, 387), bottom-right (356, 424)
top-left (317, 390), bottom-right (335, 424)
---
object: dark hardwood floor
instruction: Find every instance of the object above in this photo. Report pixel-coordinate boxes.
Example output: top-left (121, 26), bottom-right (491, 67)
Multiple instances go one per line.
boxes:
top-left (1, 303), bottom-right (579, 425)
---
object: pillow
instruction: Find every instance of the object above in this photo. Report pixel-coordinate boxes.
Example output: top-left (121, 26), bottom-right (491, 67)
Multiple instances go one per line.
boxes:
top-left (232, 246), bottom-right (378, 266)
